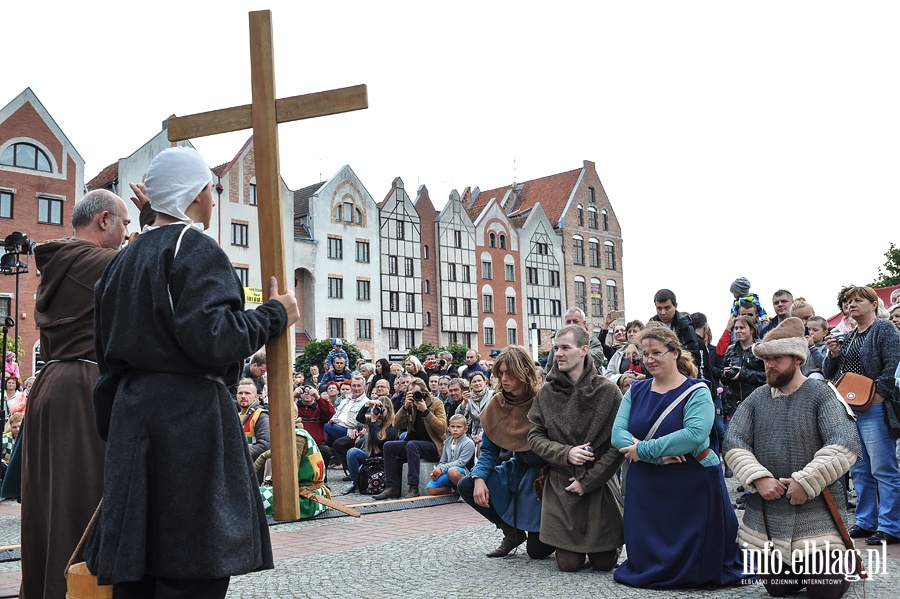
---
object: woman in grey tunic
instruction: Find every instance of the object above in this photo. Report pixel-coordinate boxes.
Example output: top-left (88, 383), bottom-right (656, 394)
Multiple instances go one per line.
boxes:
top-left (86, 147), bottom-right (299, 598)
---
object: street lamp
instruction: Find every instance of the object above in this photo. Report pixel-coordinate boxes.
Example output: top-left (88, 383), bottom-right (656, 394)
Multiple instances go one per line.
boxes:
top-left (1, 231), bottom-right (36, 366)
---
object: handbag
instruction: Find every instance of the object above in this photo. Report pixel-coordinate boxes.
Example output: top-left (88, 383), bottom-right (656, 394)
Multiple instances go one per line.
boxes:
top-left (834, 371), bottom-right (877, 412)
top-left (360, 456), bottom-right (386, 495)
top-left (65, 500), bottom-right (112, 599)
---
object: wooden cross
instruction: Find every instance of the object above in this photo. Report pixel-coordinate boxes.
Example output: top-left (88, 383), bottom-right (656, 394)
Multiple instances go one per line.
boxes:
top-left (167, 10), bottom-right (368, 521)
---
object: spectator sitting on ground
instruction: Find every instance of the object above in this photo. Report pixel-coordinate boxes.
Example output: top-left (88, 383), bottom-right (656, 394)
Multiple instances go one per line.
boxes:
top-left (427, 414), bottom-right (476, 496)
top-left (342, 384), bottom-right (398, 494)
top-left (325, 339), bottom-right (349, 371)
top-left (318, 356), bottom-right (351, 393)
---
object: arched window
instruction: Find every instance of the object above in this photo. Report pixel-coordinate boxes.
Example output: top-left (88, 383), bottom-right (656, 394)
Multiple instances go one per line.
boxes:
top-left (587, 207), bottom-right (598, 229)
top-left (489, 232), bottom-right (496, 248)
top-left (499, 234), bottom-right (506, 249)
top-left (0, 142), bottom-right (52, 172)
top-left (576, 204), bottom-right (584, 226)
top-left (601, 209), bottom-right (609, 231)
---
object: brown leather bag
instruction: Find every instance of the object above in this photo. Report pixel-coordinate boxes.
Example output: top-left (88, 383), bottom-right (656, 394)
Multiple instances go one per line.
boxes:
top-left (834, 372), bottom-right (877, 412)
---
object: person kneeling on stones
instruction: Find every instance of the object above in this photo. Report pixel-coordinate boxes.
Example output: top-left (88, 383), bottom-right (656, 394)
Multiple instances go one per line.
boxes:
top-left (528, 324), bottom-right (625, 572)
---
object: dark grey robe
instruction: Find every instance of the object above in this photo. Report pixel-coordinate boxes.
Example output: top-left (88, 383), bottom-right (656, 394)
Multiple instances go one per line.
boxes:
top-left (85, 224), bottom-right (287, 584)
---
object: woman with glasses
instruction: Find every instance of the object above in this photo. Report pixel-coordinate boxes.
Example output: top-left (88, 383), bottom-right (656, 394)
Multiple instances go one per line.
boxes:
top-left (824, 285), bottom-right (900, 545)
top-left (612, 325), bottom-right (745, 589)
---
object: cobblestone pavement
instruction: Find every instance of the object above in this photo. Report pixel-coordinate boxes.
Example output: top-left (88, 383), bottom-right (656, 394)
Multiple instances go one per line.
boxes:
top-left (0, 485), bottom-right (899, 599)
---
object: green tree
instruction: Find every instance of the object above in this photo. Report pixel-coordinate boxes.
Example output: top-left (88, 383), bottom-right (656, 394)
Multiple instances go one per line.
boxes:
top-left (442, 343), bottom-right (470, 367)
top-left (871, 242), bottom-right (900, 288)
top-left (294, 338), bottom-right (363, 377)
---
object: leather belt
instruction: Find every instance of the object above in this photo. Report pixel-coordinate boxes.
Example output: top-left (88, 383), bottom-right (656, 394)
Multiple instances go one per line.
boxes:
top-left (695, 448), bottom-right (710, 462)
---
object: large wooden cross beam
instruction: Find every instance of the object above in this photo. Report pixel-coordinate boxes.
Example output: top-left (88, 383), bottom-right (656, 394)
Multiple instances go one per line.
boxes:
top-left (167, 10), bottom-right (368, 521)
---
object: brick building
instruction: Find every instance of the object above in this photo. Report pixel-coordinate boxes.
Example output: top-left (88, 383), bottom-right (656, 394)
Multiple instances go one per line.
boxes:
top-left (465, 160), bottom-right (624, 341)
top-left (0, 88), bottom-right (85, 376)
top-left (412, 185), bottom-right (440, 347)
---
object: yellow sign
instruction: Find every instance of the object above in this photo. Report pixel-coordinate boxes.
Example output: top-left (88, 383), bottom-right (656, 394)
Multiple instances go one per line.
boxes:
top-left (244, 287), bottom-right (263, 304)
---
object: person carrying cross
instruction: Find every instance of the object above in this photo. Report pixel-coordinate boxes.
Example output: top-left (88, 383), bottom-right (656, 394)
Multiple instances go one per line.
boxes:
top-left (85, 147), bottom-right (299, 599)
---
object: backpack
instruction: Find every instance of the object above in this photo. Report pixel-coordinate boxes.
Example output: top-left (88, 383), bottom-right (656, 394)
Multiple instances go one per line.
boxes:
top-left (359, 456), bottom-right (386, 495)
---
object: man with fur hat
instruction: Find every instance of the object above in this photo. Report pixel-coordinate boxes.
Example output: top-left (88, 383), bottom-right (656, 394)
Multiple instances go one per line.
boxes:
top-left (723, 317), bottom-right (861, 598)
top-left (528, 324), bottom-right (624, 572)
top-left (87, 147), bottom-right (300, 598)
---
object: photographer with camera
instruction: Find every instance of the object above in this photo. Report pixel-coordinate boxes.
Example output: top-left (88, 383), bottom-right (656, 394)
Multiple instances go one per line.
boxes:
top-left (374, 378), bottom-right (448, 500)
top-left (720, 316), bottom-right (765, 422)
top-left (342, 384), bottom-right (398, 494)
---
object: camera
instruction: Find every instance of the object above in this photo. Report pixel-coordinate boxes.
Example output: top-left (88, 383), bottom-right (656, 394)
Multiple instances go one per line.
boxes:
top-left (372, 404), bottom-right (384, 416)
top-left (584, 446), bottom-right (594, 454)
top-left (439, 359), bottom-right (446, 367)
top-left (722, 367), bottom-right (737, 380)
top-left (413, 391), bottom-right (425, 402)
top-left (631, 354), bottom-right (641, 366)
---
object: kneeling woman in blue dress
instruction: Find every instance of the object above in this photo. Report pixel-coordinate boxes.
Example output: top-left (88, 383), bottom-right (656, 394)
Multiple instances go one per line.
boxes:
top-left (612, 325), bottom-right (748, 588)
top-left (458, 345), bottom-right (554, 559)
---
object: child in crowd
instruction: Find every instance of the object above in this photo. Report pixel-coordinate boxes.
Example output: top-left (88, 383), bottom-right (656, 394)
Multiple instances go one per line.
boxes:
top-left (426, 414), bottom-right (475, 496)
top-left (727, 277), bottom-right (769, 323)
top-left (324, 339), bottom-right (348, 371)
top-left (805, 315), bottom-right (829, 378)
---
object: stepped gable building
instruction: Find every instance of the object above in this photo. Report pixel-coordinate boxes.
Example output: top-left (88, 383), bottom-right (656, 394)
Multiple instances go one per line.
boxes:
top-left (467, 197), bottom-right (523, 352)
top-left (412, 184), bottom-right (440, 347)
top-left (435, 190), bottom-right (478, 349)
top-left (508, 203), bottom-right (564, 351)
top-left (294, 165), bottom-right (381, 359)
top-left (378, 177), bottom-right (423, 354)
top-left (465, 160), bottom-right (623, 339)
top-left (0, 88), bottom-right (85, 375)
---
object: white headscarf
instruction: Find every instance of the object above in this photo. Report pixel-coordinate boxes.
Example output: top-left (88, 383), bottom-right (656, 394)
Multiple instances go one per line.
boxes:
top-left (144, 147), bottom-right (211, 223)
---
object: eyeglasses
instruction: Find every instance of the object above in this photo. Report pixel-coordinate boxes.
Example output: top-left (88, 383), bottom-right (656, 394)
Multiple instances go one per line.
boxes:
top-left (644, 350), bottom-right (671, 362)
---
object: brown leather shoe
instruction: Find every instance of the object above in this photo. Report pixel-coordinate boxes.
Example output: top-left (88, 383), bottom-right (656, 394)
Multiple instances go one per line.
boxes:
top-left (372, 486), bottom-right (401, 501)
top-left (486, 522), bottom-right (527, 557)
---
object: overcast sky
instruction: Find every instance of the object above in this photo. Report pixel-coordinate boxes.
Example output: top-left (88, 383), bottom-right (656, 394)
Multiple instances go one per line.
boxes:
top-left (4, 1), bottom-right (898, 335)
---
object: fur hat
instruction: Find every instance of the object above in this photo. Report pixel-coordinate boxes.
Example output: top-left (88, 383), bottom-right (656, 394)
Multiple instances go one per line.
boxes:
top-left (730, 277), bottom-right (751, 296)
top-left (752, 316), bottom-right (807, 365)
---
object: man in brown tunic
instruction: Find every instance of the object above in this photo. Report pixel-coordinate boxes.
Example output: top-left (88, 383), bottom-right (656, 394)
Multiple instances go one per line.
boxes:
top-left (20, 189), bottom-right (131, 599)
top-left (528, 324), bottom-right (625, 572)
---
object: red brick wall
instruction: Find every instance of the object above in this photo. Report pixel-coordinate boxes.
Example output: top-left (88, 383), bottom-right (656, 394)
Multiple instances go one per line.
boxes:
top-left (0, 102), bottom-right (81, 377)
top-left (414, 189), bottom-right (439, 346)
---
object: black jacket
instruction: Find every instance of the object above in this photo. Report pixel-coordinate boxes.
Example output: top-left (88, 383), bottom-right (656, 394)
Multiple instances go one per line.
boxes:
top-left (721, 341), bottom-right (765, 417)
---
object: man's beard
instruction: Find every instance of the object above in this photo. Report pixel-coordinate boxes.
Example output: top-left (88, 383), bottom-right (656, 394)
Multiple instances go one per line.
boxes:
top-left (766, 362), bottom-right (797, 389)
